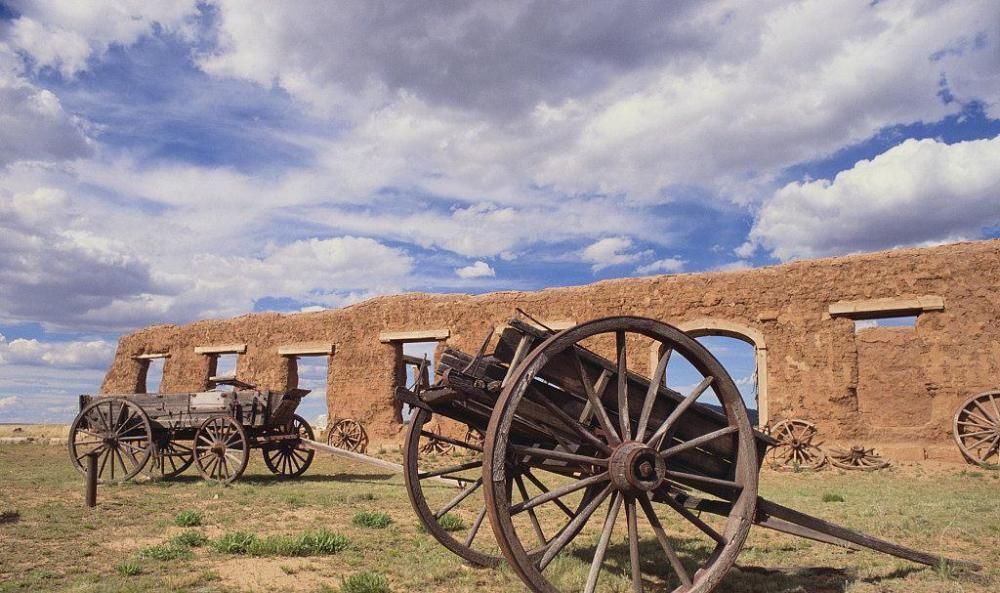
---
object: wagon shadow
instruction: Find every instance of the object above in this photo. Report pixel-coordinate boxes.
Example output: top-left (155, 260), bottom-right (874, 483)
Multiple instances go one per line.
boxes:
top-left (569, 538), bottom-right (861, 593)
top-left (239, 472), bottom-right (398, 485)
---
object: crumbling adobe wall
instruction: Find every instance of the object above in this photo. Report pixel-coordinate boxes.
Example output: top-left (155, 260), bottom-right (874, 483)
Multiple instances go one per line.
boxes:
top-left (101, 240), bottom-right (1000, 462)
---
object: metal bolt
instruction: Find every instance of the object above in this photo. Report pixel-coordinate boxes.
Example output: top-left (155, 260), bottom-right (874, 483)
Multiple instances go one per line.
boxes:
top-left (638, 460), bottom-right (654, 479)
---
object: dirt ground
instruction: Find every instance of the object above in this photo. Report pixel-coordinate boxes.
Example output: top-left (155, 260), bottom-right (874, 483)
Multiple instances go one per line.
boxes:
top-left (0, 444), bottom-right (997, 593)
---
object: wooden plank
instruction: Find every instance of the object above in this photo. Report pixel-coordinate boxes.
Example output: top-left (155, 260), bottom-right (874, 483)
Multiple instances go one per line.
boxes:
top-left (378, 328), bottom-right (450, 343)
top-left (194, 343), bottom-right (247, 354)
top-left (828, 295), bottom-right (944, 318)
top-left (278, 343), bottom-right (335, 356)
top-left (132, 353), bottom-right (170, 360)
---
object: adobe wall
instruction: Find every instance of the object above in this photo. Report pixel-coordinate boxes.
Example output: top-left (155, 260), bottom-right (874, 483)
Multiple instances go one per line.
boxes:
top-left (100, 240), bottom-right (1000, 462)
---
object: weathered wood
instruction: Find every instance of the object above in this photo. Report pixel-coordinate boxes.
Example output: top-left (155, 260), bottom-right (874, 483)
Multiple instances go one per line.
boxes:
top-left (193, 343), bottom-right (246, 354)
top-left (379, 328), bottom-right (450, 343)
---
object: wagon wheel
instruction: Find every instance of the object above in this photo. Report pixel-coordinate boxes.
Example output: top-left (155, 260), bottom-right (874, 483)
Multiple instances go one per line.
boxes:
top-left (193, 416), bottom-right (249, 484)
top-left (953, 390), bottom-right (1000, 467)
top-left (484, 316), bottom-right (758, 593)
top-left (147, 437), bottom-right (194, 479)
top-left (263, 414), bottom-right (315, 478)
top-left (464, 427), bottom-right (485, 450)
top-left (764, 419), bottom-right (826, 471)
top-left (68, 397), bottom-right (153, 483)
top-left (404, 408), bottom-right (504, 567)
top-left (827, 445), bottom-right (889, 471)
top-left (327, 418), bottom-right (369, 453)
top-left (420, 429), bottom-right (455, 455)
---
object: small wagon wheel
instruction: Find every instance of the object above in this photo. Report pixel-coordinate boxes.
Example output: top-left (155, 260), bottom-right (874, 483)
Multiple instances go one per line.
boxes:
top-left (464, 427), bottom-right (485, 450)
top-left (327, 418), bottom-right (369, 453)
top-left (953, 390), bottom-right (1000, 467)
top-left (484, 316), bottom-right (758, 593)
top-left (147, 437), bottom-right (194, 479)
top-left (403, 408), bottom-right (503, 567)
top-left (263, 414), bottom-right (315, 478)
top-left (764, 419), bottom-right (826, 471)
top-left (193, 416), bottom-right (249, 484)
top-left (68, 397), bottom-right (153, 483)
top-left (419, 429), bottom-right (455, 455)
top-left (827, 445), bottom-right (889, 471)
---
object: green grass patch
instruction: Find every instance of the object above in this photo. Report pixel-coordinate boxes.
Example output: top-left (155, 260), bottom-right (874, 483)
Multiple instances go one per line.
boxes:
top-left (212, 529), bottom-right (349, 557)
top-left (821, 493), bottom-right (845, 503)
top-left (137, 542), bottom-right (193, 561)
top-left (352, 511), bottom-right (393, 529)
top-left (437, 513), bottom-right (465, 532)
top-left (171, 530), bottom-right (208, 548)
top-left (174, 510), bottom-right (203, 527)
top-left (114, 559), bottom-right (142, 577)
top-left (339, 571), bottom-right (391, 593)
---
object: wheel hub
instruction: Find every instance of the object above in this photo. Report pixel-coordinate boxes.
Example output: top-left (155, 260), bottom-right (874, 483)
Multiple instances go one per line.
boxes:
top-left (609, 441), bottom-right (666, 492)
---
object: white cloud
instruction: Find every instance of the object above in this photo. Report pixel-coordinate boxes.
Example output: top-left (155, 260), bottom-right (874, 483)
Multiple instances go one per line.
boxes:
top-left (635, 257), bottom-right (686, 276)
top-left (0, 333), bottom-right (114, 369)
top-left (455, 261), bottom-right (496, 279)
top-left (0, 395), bottom-right (18, 410)
top-left (749, 135), bottom-right (1000, 261)
top-left (713, 260), bottom-right (753, 272)
top-left (581, 237), bottom-right (652, 272)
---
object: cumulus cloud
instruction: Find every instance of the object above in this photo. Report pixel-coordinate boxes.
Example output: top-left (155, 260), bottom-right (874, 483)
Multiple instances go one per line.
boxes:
top-left (0, 395), bottom-right (18, 410)
top-left (455, 261), bottom-right (496, 279)
top-left (582, 237), bottom-right (652, 272)
top-left (750, 135), bottom-right (1000, 261)
top-left (0, 333), bottom-right (114, 369)
top-left (635, 257), bottom-right (686, 276)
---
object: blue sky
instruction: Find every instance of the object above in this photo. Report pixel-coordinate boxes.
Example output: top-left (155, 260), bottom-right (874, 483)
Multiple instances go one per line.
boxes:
top-left (1, 1), bottom-right (998, 423)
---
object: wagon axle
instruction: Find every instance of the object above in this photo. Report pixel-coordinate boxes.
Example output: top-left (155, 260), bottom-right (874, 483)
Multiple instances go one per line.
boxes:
top-left (609, 441), bottom-right (666, 492)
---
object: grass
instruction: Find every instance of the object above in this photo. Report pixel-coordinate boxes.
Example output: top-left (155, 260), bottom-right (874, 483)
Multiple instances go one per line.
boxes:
top-left (437, 513), bottom-right (464, 532)
top-left (339, 572), bottom-right (391, 593)
top-left (352, 511), bottom-right (393, 529)
top-left (821, 492), bottom-right (845, 503)
top-left (212, 529), bottom-right (349, 556)
top-left (174, 509), bottom-right (203, 527)
top-left (0, 444), bottom-right (997, 593)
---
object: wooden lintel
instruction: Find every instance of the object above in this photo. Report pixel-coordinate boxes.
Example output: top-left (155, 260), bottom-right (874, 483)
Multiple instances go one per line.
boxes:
top-left (828, 295), bottom-right (944, 319)
top-left (378, 329), bottom-right (450, 343)
top-left (278, 343), bottom-right (336, 356)
top-left (194, 343), bottom-right (247, 355)
top-left (132, 353), bottom-right (170, 360)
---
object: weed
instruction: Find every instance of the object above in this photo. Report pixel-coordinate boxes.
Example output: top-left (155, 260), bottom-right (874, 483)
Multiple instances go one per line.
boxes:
top-left (339, 571), bottom-right (391, 593)
top-left (822, 493), bottom-right (845, 503)
top-left (934, 559), bottom-right (957, 581)
top-left (174, 510), bottom-right (202, 527)
top-left (171, 531), bottom-right (208, 548)
top-left (114, 559), bottom-right (142, 576)
top-left (352, 511), bottom-right (393, 529)
top-left (213, 530), bottom-right (349, 557)
top-left (138, 543), bottom-right (193, 561)
top-left (212, 532), bottom-right (259, 555)
top-left (438, 514), bottom-right (465, 532)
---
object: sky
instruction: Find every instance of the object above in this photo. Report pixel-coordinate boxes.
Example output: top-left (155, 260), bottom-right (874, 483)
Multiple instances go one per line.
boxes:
top-left (0, 1), bottom-right (998, 424)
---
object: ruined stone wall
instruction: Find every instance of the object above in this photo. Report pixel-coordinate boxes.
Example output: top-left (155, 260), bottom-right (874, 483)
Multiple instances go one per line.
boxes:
top-left (101, 240), bottom-right (1000, 462)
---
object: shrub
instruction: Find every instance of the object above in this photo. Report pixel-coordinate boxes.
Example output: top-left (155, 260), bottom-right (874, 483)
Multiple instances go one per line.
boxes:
top-left (352, 511), bottom-right (393, 529)
top-left (437, 514), bottom-right (465, 532)
top-left (339, 572), bottom-right (391, 593)
top-left (114, 559), bottom-right (142, 577)
top-left (171, 531), bottom-right (208, 548)
top-left (174, 510), bottom-right (202, 527)
top-left (138, 543), bottom-right (193, 561)
top-left (212, 532), bottom-right (259, 555)
top-left (213, 530), bottom-right (349, 557)
top-left (822, 493), bottom-right (845, 503)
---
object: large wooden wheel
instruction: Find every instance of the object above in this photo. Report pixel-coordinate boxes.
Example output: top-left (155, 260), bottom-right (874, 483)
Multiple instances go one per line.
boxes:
top-left (403, 408), bottom-right (504, 567)
top-left (327, 418), bottom-right (369, 453)
top-left (193, 416), bottom-right (249, 484)
top-left (827, 445), bottom-right (890, 471)
top-left (263, 414), bottom-right (315, 478)
top-left (764, 419), bottom-right (826, 471)
top-left (147, 437), bottom-right (194, 479)
top-left (953, 390), bottom-right (1000, 467)
top-left (68, 397), bottom-right (153, 483)
top-left (484, 316), bottom-right (758, 593)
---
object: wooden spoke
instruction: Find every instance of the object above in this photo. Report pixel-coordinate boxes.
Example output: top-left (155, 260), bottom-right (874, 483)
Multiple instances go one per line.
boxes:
top-left (531, 390), bottom-right (612, 454)
top-left (515, 474), bottom-right (546, 545)
top-left (616, 331), bottom-right (630, 440)
top-left (645, 376), bottom-right (714, 446)
top-left (574, 350), bottom-right (621, 446)
top-left (537, 484), bottom-right (613, 571)
top-left (435, 478), bottom-right (482, 519)
top-left (669, 470), bottom-right (742, 492)
top-left (418, 460), bottom-right (482, 480)
top-left (510, 444), bottom-right (608, 468)
top-left (578, 370), bottom-right (611, 424)
top-left (465, 506), bottom-right (489, 547)
top-left (419, 430), bottom-right (484, 453)
top-left (662, 425), bottom-right (738, 458)
top-left (638, 494), bottom-right (692, 587)
top-left (511, 471), bottom-right (610, 515)
top-left (583, 491), bottom-right (623, 593)
top-left (521, 470), bottom-right (577, 518)
top-left (661, 492), bottom-right (726, 545)
top-left (625, 496), bottom-right (643, 593)
top-left (636, 346), bottom-right (671, 444)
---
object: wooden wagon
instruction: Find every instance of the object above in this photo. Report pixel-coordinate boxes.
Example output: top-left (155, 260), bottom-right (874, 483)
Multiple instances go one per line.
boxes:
top-left (68, 377), bottom-right (315, 484)
top-left (396, 314), bottom-right (978, 593)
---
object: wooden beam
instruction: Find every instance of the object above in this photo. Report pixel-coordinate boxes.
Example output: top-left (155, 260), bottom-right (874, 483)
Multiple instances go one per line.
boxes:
top-left (132, 353), bottom-right (170, 360)
top-left (194, 344), bottom-right (247, 355)
top-left (277, 343), bottom-right (335, 356)
top-left (828, 295), bottom-right (944, 319)
top-left (378, 329), bottom-right (450, 343)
